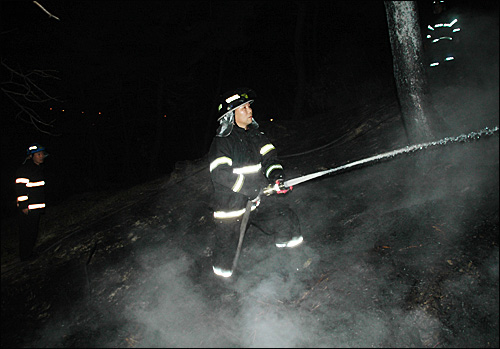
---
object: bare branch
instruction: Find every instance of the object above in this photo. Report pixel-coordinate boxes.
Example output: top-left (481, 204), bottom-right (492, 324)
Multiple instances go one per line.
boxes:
top-left (3, 87), bottom-right (58, 135)
top-left (31, 70), bottom-right (61, 79)
top-left (1, 59), bottom-right (61, 135)
top-left (33, 1), bottom-right (60, 21)
top-left (2, 60), bottom-right (61, 102)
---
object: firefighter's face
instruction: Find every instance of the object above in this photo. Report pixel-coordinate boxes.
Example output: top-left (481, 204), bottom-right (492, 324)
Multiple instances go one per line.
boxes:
top-left (32, 151), bottom-right (46, 165)
top-left (234, 102), bottom-right (253, 130)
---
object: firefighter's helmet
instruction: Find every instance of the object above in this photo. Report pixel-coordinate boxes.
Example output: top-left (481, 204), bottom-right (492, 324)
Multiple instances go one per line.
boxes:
top-left (26, 143), bottom-right (47, 156)
top-left (217, 88), bottom-right (256, 121)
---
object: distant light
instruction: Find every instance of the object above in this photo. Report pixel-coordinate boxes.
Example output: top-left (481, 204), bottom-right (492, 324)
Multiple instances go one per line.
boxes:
top-left (164, 114), bottom-right (167, 118)
top-left (81, 111), bottom-right (84, 114)
top-left (62, 109), bottom-right (65, 112)
top-left (270, 119), bottom-right (274, 122)
top-left (98, 112), bottom-right (102, 115)
top-left (445, 56), bottom-right (455, 61)
top-left (49, 107), bottom-right (53, 111)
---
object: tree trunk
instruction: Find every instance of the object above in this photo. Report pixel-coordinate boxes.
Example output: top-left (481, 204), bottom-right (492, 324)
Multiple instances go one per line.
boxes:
top-left (384, 1), bottom-right (438, 143)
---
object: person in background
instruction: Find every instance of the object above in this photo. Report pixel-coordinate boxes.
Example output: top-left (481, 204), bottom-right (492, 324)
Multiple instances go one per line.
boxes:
top-left (425, 0), bottom-right (462, 72)
top-left (15, 143), bottom-right (48, 261)
top-left (208, 87), bottom-right (303, 278)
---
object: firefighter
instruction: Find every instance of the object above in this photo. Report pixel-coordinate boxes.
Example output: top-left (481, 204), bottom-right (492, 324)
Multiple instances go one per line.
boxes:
top-left (425, 0), bottom-right (461, 71)
top-left (15, 143), bottom-right (48, 261)
top-left (208, 88), bottom-right (303, 278)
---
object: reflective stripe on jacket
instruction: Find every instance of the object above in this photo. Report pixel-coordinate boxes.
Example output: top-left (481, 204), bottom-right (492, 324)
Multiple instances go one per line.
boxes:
top-left (15, 161), bottom-right (46, 211)
top-left (208, 124), bottom-right (284, 217)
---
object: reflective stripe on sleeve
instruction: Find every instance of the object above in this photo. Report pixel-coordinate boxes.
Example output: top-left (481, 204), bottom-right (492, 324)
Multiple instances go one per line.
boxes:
top-left (232, 174), bottom-right (244, 192)
top-left (28, 203), bottom-right (45, 210)
top-left (260, 144), bottom-right (275, 156)
top-left (265, 164), bottom-right (283, 178)
top-left (17, 195), bottom-right (28, 202)
top-left (16, 178), bottom-right (30, 184)
top-left (210, 157), bottom-right (233, 172)
top-left (26, 181), bottom-right (45, 188)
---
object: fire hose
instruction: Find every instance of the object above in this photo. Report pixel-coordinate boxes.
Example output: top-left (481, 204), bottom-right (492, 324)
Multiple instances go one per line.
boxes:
top-left (281, 126), bottom-right (498, 188)
top-left (231, 126), bottom-right (498, 274)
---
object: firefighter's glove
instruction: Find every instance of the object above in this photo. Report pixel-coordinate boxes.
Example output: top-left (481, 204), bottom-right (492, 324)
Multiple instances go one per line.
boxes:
top-left (264, 179), bottom-right (292, 196)
top-left (275, 179), bottom-right (292, 194)
top-left (251, 195), bottom-right (261, 209)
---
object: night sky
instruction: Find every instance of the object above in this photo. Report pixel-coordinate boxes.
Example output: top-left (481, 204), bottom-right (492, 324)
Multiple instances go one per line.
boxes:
top-left (0, 0), bottom-right (496, 214)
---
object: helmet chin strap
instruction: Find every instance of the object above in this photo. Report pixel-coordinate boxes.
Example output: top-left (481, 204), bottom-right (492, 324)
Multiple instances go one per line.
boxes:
top-left (215, 104), bottom-right (260, 137)
top-left (216, 111), bottom-right (235, 137)
top-left (250, 117), bottom-right (259, 129)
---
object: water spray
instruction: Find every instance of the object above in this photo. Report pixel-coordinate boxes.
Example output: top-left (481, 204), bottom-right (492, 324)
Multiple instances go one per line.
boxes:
top-left (283, 126), bottom-right (499, 188)
top-left (231, 126), bottom-right (498, 276)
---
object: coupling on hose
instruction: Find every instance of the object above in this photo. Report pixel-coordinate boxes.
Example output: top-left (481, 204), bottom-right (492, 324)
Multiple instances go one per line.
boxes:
top-left (263, 179), bottom-right (293, 196)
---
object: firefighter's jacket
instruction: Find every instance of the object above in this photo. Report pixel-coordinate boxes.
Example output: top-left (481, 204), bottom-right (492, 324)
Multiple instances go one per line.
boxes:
top-left (209, 124), bottom-right (284, 220)
top-left (15, 160), bottom-right (46, 211)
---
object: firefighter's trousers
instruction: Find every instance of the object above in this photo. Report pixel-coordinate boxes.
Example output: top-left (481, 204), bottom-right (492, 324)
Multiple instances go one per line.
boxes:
top-left (18, 210), bottom-right (41, 261)
top-left (212, 195), bottom-right (300, 271)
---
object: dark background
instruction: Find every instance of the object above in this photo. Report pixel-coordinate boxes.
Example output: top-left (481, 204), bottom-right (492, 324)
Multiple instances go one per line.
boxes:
top-left (0, 0), bottom-right (496, 217)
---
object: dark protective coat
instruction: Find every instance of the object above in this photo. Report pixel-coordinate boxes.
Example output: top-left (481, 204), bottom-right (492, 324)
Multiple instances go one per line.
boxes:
top-left (15, 159), bottom-right (46, 260)
top-left (208, 123), bottom-right (284, 215)
top-left (15, 160), bottom-right (46, 212)
top-left (208, 122), bottom-right (301, 272)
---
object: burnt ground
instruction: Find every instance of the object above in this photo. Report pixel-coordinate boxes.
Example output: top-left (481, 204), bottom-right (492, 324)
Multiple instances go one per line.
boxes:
top-left (1, 83), bottom-right (498, 347)
top-left (2, 15), bottom-right (500, 343)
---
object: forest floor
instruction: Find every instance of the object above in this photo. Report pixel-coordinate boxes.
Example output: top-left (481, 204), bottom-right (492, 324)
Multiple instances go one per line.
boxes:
top-left (1, 68), bottom-right (498, 347)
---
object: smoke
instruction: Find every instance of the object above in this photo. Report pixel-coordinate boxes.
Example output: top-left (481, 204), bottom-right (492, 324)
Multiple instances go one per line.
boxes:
top-left (31, 134), bottom-right (498, 347)
top-left (236, 274), bottom-right (311, 347)
top-left (122, 253), bottom-right (220, 347)
top-left (27, 4), bottom-right (498, 349)
top-left (114, 240), bottom-right (449, 348)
